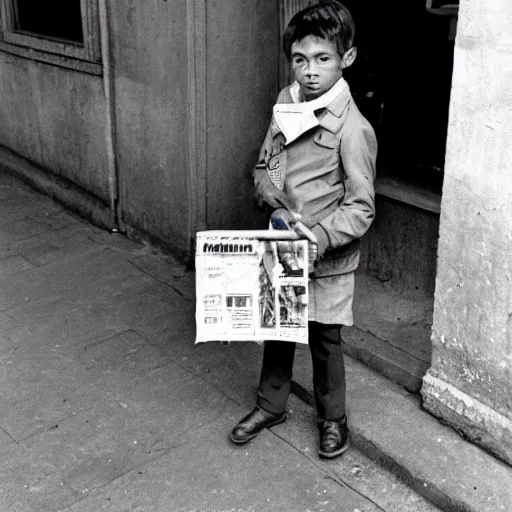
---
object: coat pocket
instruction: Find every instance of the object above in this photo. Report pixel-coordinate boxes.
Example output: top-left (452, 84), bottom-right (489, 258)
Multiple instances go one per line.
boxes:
top-left (312, 247), bottom-right (360, 278)
top-left (313, 130), bottom-right (339, 150)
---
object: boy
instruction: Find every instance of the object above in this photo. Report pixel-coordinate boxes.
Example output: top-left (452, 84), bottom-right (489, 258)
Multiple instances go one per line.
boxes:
top-left (229, 1), bottom-right (377, 459)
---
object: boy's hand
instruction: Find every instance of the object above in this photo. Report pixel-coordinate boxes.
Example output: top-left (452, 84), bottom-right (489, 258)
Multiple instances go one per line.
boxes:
top-left (289, 220), bottom-right (319, 275)
top-left (308, 242), bottom-right (318, 275)
top-left (257, 189), bottom-right (286, 209)
top-left (257, 184), bottom-right (302, 214)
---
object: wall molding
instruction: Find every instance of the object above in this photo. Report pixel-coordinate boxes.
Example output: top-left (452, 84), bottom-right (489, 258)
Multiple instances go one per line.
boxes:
top-left (98, 0), bottom-right (120, 229)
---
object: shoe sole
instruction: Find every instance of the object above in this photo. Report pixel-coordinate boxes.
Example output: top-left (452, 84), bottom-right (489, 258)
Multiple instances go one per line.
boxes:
top-left (229, 413), bottom-right (287, 445)
top-left (318, 441), bottom-right (349, 459)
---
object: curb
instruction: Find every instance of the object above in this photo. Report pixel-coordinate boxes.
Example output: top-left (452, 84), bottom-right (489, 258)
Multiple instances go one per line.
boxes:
top-left (290, 354), bottom-right (512, 512)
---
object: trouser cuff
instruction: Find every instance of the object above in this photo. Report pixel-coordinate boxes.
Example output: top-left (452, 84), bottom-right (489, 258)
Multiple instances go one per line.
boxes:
top-left (256, 396), bottom-right (287, 416)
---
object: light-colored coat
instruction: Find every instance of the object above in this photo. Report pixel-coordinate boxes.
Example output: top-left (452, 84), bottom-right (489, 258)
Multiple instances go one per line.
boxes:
top-left (254, 84), bottom-right (378, 279)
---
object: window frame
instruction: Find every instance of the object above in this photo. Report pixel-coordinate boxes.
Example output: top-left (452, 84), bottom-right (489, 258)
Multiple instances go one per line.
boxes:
top-left (0, 0), bottom-right (101, 71)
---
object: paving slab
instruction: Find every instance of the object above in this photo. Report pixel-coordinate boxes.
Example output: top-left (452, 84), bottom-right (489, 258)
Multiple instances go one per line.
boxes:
top-left (131, 304), bottom-right (197, 346)
top-left (133, 311), bottom-right (264, 409)
top-left (61, 412), bottom-right (380, 512)
top-left (0, 442), bottom-right (78, 512)
top-left (0, 216), bottom-right (56, 246)
top-left (0, 330), bottom-right (174, 441)
top-left (23, 210), bottom-right (80, 232)
top-left (0, 191), bottom-right (63, 223)
top-left (0, 312), bottom-right (20, 339)
top-left (0, 274), bottom-right (188, 376)
top-left (0, 253), bottom-right (34, 275)
top-left (4, 276), bottom-right (181, 339)
top-left (16, 373), bottom-right (250, 508)
top-left (128, 248), bottom-right (195, 302)
top-left (0, 304), bottom-right (128, 358)
top-left (0, 248), bottom-right (154, 313)
top-left (0, 426), bottom-right (14, 448)
top-left (79, 223), bottom-right (144, 253)
top-left (9, 225), bottom-right (104, 267)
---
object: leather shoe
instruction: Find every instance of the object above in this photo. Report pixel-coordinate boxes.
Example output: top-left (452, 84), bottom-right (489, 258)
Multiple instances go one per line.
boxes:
top-left (318, 417), bottom-right (349, 459)
top-left (229, 407), bottom-right (287, 444)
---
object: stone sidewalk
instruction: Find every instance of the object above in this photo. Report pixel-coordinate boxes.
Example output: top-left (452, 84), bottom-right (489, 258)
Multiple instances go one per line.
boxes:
top-left (0, 170), bottom-right (509, 512)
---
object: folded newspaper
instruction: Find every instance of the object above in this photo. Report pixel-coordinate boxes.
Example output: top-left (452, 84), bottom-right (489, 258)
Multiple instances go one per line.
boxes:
top-left (195, 230), bottom-right (309, 344)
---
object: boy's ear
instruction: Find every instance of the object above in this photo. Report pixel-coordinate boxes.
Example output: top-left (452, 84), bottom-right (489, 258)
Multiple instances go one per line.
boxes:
top-left (341, 47), bottom-right (357, 69)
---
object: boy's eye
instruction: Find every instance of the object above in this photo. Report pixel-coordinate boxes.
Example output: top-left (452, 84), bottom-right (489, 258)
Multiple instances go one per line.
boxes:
top-left (319, 56), bottom-right (330, 63)
top-left (292, 57), bottom-right (304, 65)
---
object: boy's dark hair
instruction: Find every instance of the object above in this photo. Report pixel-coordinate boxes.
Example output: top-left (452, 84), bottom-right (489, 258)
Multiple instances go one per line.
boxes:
top-left (283, 1), bottom-right (355, 60)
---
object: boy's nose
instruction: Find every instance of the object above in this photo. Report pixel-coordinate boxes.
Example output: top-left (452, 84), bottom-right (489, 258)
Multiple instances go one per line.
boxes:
top-left (305, 61), bottom-right (319, 76)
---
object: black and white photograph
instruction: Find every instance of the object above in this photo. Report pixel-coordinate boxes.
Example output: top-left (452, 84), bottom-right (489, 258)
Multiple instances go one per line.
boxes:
top-left (0, 0), bottom-right (510, 511)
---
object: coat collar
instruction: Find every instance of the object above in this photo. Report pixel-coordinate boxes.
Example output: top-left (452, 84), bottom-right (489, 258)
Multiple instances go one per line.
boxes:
top-left (324, 86), bottom-right (352, 118)
top-left (317, 89), bottom-right (352, 133)
top-left (278, 81), bottom-right (352, 136)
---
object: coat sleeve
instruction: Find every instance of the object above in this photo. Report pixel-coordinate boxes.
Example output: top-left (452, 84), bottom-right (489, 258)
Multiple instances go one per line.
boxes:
top-left (253, 123), bottom-right (279, 207)
top-left (312, 119), bottom-right (377, 253)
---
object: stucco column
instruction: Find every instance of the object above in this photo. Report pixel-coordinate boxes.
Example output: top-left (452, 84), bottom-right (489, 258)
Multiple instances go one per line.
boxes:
top-left (421, 0), bottom-right (512, 466)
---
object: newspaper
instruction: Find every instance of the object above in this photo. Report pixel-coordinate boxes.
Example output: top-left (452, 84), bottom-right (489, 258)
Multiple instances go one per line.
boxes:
top-left (195, 231), bottom-right (309, 344)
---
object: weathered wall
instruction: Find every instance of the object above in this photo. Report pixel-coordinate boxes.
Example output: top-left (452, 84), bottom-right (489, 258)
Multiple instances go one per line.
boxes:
top-left (421, 0), bottom-right (512, 465)
top-left (344, 196), bottom-right (438, 392)
top-left (361, 197), bottom-right (439, 299)
top-left (0, 53), bottom-right (110, 203)
top-left (205, 0), bottom-right (280, 231)
top-left (0, 0), bottom-right (282, 259)
top-left (109, 0), bottom-right (191, 257)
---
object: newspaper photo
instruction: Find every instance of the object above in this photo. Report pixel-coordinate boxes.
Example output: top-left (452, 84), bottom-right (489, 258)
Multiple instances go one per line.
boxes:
top-left (195, 231), bottom-right (309, 344)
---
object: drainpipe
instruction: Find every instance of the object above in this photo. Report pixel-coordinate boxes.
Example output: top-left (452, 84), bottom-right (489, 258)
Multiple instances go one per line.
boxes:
top-left (98, 0), bottom-right (123, 233)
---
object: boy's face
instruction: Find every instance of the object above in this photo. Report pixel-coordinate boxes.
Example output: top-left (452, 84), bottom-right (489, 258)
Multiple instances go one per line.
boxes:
top-left (290, 35), bottom-right (345, 99)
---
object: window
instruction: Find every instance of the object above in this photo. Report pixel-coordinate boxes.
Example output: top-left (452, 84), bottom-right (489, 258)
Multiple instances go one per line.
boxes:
top-left (15, 0), bottom-right (84, 43)
top-left (0, 0), bottom-right (101, 72)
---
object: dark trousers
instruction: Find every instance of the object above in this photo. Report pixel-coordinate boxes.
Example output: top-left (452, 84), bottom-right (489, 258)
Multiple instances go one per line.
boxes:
top-left (256, 321), bottom-right (346, 421)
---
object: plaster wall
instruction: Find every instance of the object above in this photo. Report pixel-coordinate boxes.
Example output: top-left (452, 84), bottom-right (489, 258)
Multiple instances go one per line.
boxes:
top-left (0, 0), bottom-right (281, 260)
top-left (109, 0), bottom-right (191, 257)
top-left (205, 0), bottom-right (280, 232)
top-left (422, 0), bottom-right (512, 465)
top-left (0, 53), bottom-right (111, 203)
